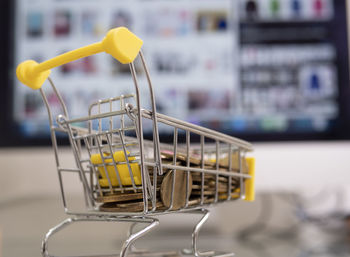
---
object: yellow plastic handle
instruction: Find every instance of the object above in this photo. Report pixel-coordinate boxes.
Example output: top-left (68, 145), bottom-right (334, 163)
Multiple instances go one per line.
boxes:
top-left (16, 27), bottom-right (143, 90)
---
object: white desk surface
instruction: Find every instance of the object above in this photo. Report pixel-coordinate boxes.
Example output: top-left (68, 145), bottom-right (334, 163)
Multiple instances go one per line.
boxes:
top-left (1, 141), bottom-right (350, 203)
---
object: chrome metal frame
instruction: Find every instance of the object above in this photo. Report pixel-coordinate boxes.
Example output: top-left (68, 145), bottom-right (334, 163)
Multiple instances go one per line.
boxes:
top-left (38, 51), bottom-right (253, 257)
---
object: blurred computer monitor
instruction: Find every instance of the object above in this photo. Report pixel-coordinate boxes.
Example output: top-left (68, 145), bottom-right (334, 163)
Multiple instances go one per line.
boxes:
top-left (1, 0), bottom-right (350, 146)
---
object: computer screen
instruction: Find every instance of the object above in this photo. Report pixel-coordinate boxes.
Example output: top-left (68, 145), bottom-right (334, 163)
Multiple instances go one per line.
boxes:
top-left (2, 0), bottom-right (350, 146)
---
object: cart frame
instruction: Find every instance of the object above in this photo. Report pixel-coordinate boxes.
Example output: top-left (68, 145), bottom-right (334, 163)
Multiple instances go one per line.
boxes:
top-left (16, 27), bottom-right (255, 257)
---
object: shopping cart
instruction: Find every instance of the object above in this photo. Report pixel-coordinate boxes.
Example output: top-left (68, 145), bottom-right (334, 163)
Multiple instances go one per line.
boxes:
top-left (16, 27), bottom-right (255, 257)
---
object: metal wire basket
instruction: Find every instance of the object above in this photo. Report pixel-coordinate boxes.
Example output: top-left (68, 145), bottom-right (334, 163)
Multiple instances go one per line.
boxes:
top-left (16, 27), bottom-right (255, 257)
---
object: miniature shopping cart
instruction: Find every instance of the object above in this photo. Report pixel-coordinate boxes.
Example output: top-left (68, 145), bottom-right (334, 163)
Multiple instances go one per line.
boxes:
top-left (16, 27), bottom-right (255, 257)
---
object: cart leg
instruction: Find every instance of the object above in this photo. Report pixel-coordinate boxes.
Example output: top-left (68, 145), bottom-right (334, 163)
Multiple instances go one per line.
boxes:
top-left (41, 216), bottom-right (159, 257)
top-left (127, 222), bottom-right (152, 254)
top-left (125, 222), bottom-right (181, 257)
top-left (41, 217), bottom-right (75, 257)
top-left (182, 209), bottom-right (234, 257)
top-left (120, 219), bottom-right (159, 257)
top-left (127, 223), bottom-right (140, 253)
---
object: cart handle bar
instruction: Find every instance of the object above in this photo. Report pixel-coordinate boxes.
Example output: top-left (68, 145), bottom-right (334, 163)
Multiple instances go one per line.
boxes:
top-left (16, 27), bottom-right (143, 90)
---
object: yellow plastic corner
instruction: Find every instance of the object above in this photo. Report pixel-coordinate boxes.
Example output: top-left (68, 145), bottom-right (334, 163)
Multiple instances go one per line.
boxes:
top-left (244, 157), bottom-right (255, 202)
top-left (90, 150), bottom-right (141, 187)
top-left (102, 27), bottom-right (143, 64)
top-left (16, 60), bottom-right (51, 90)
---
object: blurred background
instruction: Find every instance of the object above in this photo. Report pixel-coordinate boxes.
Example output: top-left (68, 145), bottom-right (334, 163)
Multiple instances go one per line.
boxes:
top-left (1, 0), bottom-right (350, 256)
